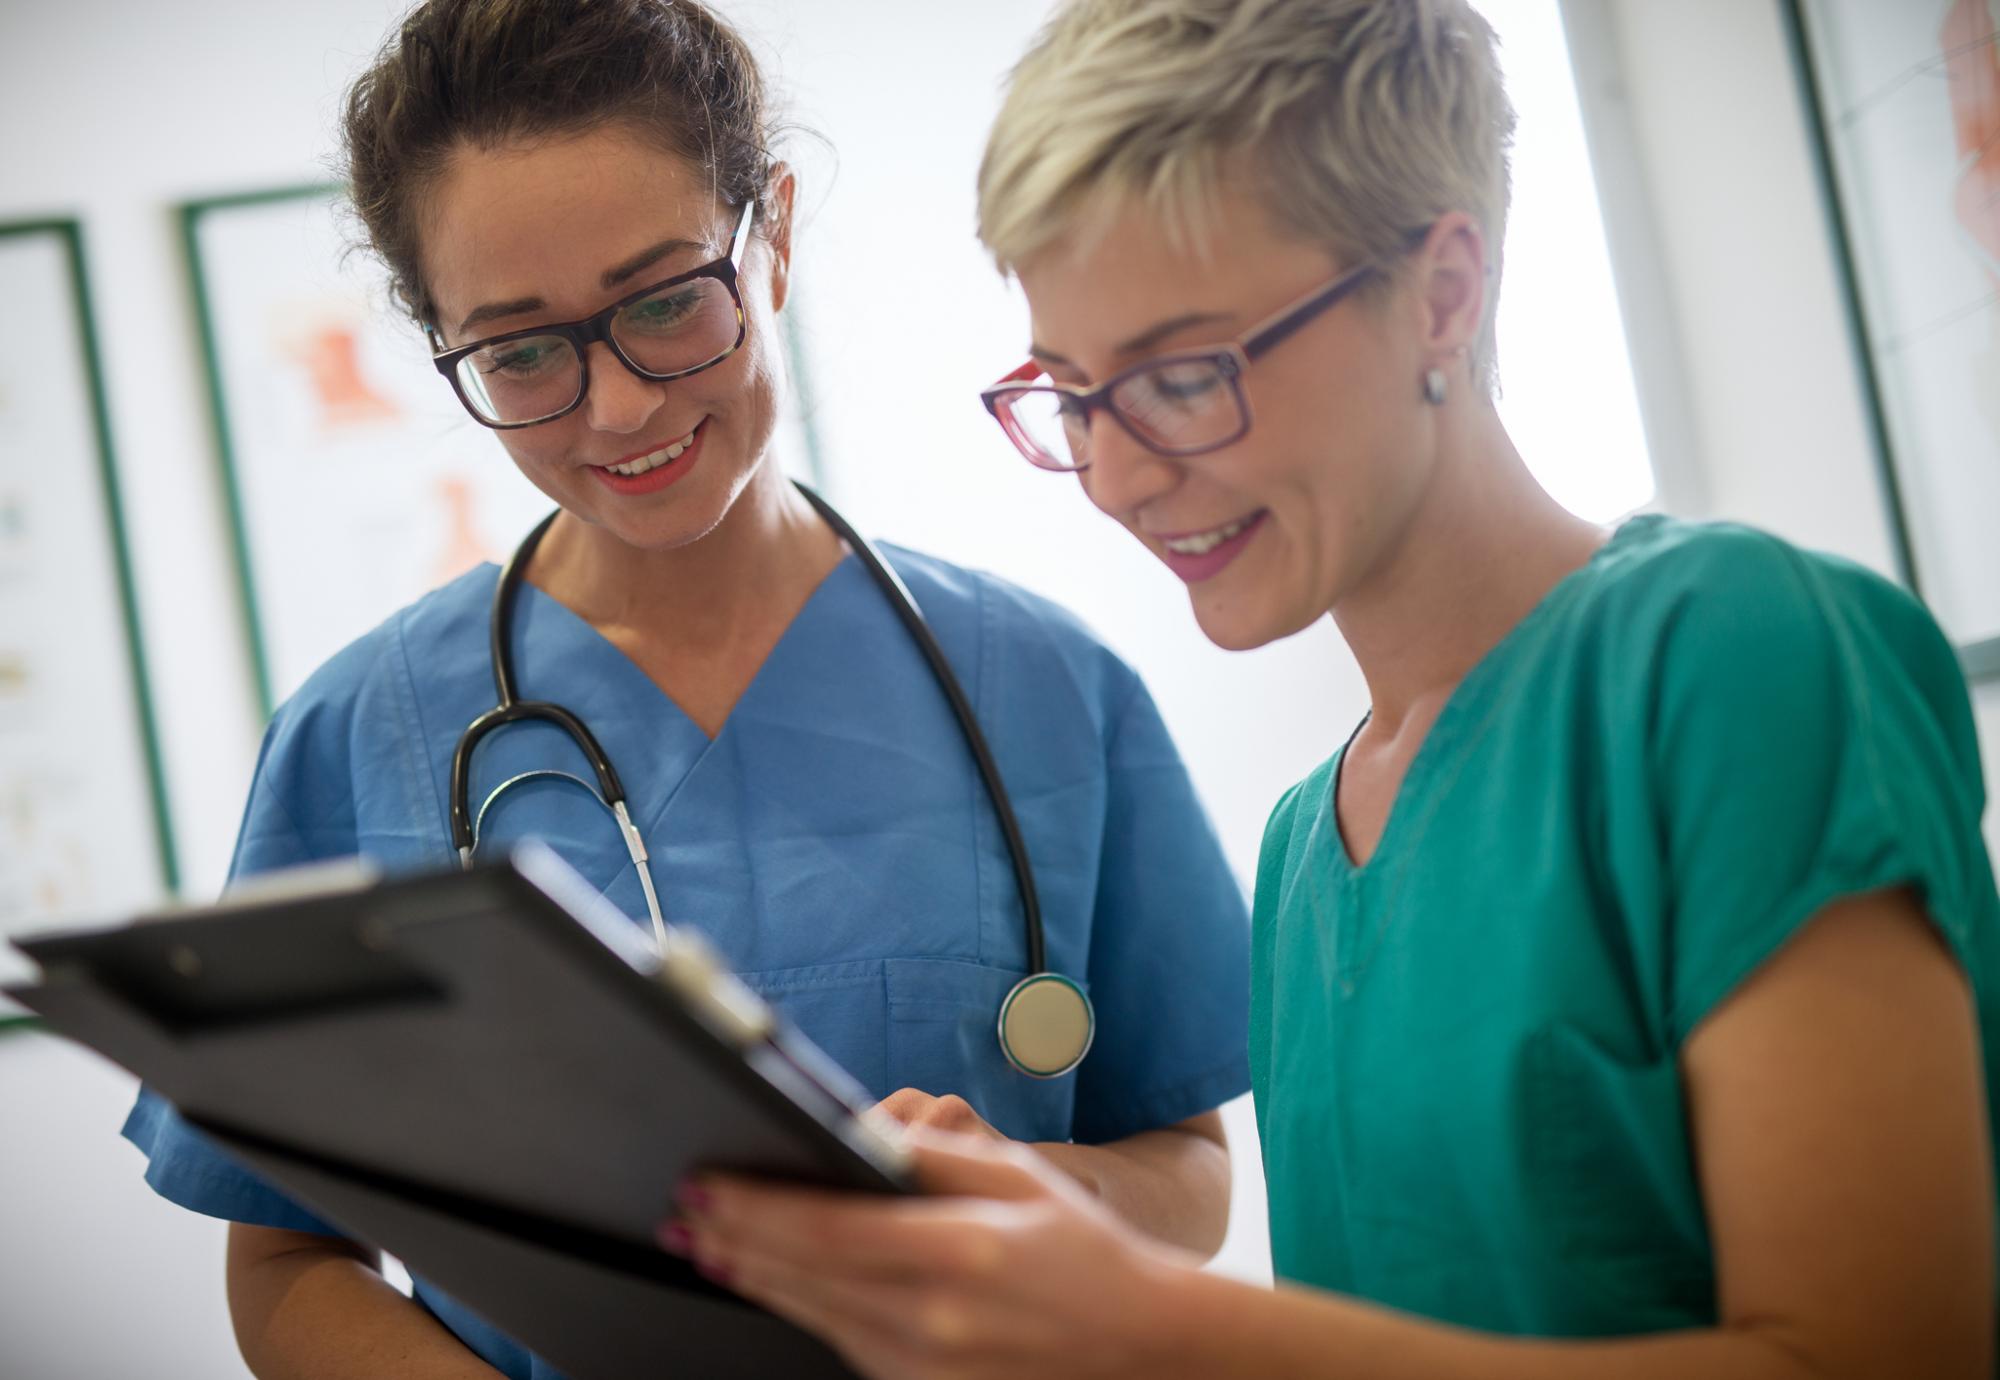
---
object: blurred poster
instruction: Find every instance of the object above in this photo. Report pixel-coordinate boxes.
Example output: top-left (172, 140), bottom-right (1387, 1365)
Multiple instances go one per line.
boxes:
top-left (1793, 0), bottom-right (2000, 674)
top-left (184, 187), bottom-right (557, 712)
top-left (0, 223), bottom-right (175, 1002)
top-left (184, 186), bottom-right (824, 712)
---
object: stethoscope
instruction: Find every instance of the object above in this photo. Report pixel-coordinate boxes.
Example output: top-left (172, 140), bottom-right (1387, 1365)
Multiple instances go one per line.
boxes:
top-left (448, 481), bottom-right (1096, 1079)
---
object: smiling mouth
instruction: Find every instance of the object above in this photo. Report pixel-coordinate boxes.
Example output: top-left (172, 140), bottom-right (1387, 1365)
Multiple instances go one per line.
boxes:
top-left (1159, 513), bottom-right (1261, 556)
top-left (596, 423), bottom-right (701, 477)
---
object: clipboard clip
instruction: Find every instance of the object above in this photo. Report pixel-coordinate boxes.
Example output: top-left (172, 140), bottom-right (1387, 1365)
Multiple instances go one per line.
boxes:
top-left (654, 926), bottom-right (776, 1048)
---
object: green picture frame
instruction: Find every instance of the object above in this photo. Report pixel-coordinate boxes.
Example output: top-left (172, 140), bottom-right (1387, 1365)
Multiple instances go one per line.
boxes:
top-left (180, 184), bottom-right (336, 720)
top-left (1783, 0), bottom-right (2000, 683)
top-left (0, 219), bottom-right (178, 1034)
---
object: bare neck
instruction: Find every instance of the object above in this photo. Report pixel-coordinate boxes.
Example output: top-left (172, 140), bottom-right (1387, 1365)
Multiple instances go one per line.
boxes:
top-left (1331, 403), bottom-right (1606, 738)
top-left (525, 462), bottom-right (845, 658)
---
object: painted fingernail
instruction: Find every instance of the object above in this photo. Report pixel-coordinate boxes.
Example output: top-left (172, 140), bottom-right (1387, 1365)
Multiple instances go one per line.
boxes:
top-left (676, 1181), bottom-right (713, 1214)
top-left (658, 1222), bottom-right (692, 1255)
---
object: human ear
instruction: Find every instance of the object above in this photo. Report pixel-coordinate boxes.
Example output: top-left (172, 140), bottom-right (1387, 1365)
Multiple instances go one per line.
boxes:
top-left (1415, 211), bottom-right (1488, 374)
top-left (760, 162), bottom-right (797, 315)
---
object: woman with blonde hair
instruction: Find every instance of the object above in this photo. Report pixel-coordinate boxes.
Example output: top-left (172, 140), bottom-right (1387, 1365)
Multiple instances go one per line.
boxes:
top-left (679, 1), bottom-right (2000, 1375)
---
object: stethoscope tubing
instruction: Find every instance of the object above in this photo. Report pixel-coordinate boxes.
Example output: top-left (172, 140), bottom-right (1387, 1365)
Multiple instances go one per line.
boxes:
top-left (793, 485), bottom-right (1049, 977)
top-left (451, 482), bottom-right (1050, 978)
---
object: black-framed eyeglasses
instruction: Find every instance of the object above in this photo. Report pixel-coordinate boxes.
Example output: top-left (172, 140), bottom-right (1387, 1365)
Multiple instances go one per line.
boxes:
top-left (980, 256), bottom-right (1382, 472)
top-left (430, 201), bottom-right (755, 430)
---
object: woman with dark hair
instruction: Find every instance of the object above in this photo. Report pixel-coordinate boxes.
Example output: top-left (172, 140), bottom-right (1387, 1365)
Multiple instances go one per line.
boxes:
top-left (120, 2), bottom-right (1252, 1375)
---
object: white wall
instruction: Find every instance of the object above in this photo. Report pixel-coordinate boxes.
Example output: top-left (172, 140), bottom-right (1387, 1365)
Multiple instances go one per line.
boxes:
top-left (0, 1037), bottom-right (245, 1380)
top-left (3, 5), bottom-right (427, 1374)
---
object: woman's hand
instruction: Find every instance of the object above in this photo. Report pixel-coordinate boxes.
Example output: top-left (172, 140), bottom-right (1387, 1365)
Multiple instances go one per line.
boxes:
top-left (867, 1093), bottom-right (1233, 1257)
top-left (667, 1129), bottom-right (1200, 1380)
top-left (873, 1089), bottom-right (1010, 1143)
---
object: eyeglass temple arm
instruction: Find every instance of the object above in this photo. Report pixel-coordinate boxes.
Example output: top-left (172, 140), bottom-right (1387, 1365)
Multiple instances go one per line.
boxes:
top-left (1240, 265), bottom-right (1377, 363)
top-left (728, 200), bottom-right (756, 268)
top-left (980, 359), bottom-right (1045, 416)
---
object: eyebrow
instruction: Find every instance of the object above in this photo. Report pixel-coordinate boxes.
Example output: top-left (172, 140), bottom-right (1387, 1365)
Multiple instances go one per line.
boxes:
top-left (453, 236), bottom-right (711, 337)
top-left (1030, 310), bottom-right (1237, 368)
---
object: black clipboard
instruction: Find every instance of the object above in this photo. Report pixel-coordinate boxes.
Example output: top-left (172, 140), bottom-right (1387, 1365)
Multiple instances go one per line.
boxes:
top-left (5, 843), bottom-right (911, 1379)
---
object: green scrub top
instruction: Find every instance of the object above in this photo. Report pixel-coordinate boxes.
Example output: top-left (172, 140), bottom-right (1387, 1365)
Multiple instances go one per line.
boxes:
top-left (1249, 515), bottom-right (2000, 1337)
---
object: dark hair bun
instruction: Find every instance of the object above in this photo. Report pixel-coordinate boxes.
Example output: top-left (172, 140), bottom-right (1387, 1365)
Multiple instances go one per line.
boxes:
top-left (342, 0), bottom-right (776, 326)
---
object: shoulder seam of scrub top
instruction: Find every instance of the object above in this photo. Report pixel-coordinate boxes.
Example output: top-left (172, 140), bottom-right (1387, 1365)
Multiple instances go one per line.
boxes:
top-left (1782, 542), bottom-right (1898, 832)
top-left (1101, 671), bottom-right (1171, 773)
top-left (885, 544), bottom-right (1156, 979)
top-left (232, 735), bottom-right (314, 867)
top-left (879, 543), bottom-right (1005, 971)
top-left (951, 551), bottom-right (1141, 746)
top-left (1622, 524), bottom-right (1970, 1047)
top-left (960, 555), bottom-right (1148, 969)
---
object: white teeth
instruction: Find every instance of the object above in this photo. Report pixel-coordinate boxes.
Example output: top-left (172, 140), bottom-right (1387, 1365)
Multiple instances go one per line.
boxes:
top-left (603, 426), bottom-right (698, 477)
top-left (1162, 515), bottom-right (1255, 556)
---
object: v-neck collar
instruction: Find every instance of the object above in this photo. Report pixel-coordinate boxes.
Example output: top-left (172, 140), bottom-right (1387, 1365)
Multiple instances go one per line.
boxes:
top-left (511, 548), bottom-right (865, 748)
top-left (1324, 516), bottom-right (1657, 881)
top-left (471, 550), bottom-right (869, 848)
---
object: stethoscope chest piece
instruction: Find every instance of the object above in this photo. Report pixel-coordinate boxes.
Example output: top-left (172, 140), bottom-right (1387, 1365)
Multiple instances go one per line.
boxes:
top-left (996, 973), bottom-right (1095, 1079)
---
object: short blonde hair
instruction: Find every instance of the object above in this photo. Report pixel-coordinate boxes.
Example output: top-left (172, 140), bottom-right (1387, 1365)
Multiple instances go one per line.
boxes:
top-left (978, 0), bottom-right (1516, 394)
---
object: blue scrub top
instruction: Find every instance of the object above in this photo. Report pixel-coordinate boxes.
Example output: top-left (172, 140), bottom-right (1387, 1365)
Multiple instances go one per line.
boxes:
top-left (124, 542), bottom-right (1250, 1380)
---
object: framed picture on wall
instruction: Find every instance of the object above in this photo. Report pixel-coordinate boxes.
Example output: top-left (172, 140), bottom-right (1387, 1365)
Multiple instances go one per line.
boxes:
top-left (0, 220), bottom-right (177, 1020)
top-left (182, 185), bottom-right (827, 716)
top-left (1786, 0), bottom-right (2000, 681)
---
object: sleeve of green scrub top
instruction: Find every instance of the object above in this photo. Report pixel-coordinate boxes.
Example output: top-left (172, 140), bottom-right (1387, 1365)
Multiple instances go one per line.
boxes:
top-left (120, 704), bottom-right (354, 1237)
top-left (1640, 529), bottom-right (1996, 1046)
top-left (1069, 676), bottom-right (1253, 1145)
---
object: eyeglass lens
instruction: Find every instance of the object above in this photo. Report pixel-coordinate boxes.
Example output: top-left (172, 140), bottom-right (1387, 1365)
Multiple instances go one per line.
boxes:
top-left (999, 356), bottom-right (1244, 469)
top-left (454, 276), bottom-right (743, 426)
